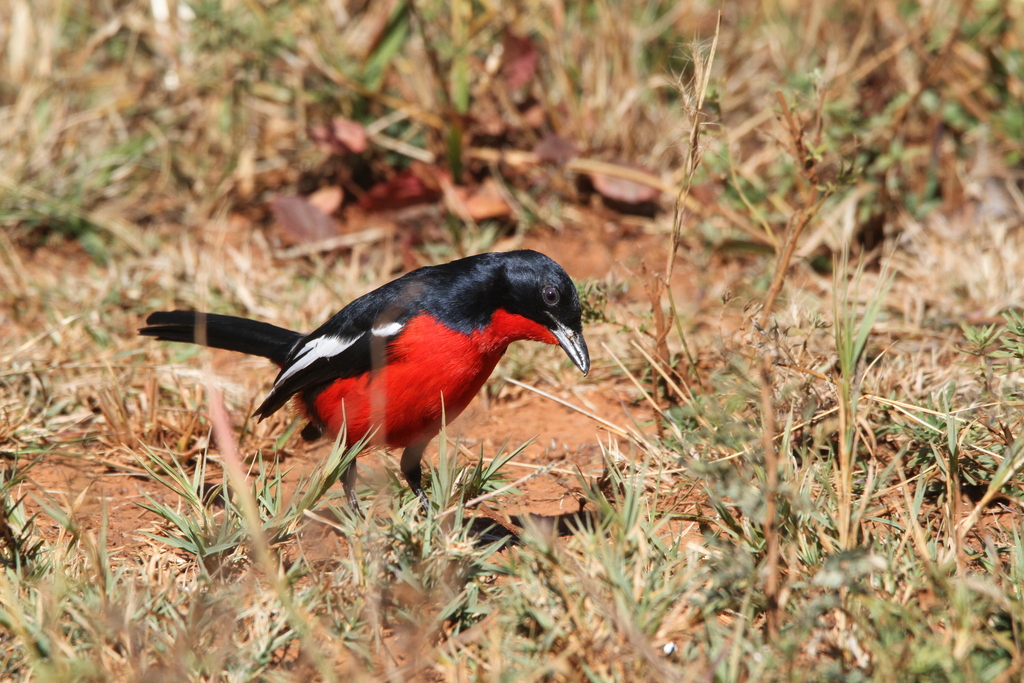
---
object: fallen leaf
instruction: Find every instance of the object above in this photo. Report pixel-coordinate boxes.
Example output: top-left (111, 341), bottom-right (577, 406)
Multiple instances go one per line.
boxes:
top-left (359, 169), bottom-right (444, 212)
top-left (408, 161), bottom-right (446, 193)
top-left (533, 134), bottom-right (578, 164)
top-left (308, 186), bottom-right (344, 216)
top-left (520, 103), bottom-right (546, 128)
top-left (271, 196), bottom-right (340, 244)
top-left (591, 171), bottom-right (661, 205)
top-left (451, 178), bottom-right (512, 221)
top-left (309, 116), bottom-right (368, 155)
top-left (308, 124), bottom-right (332, 151)
top-left (502, 33), bottom-right (538, 91)
top-left (332, 118), bottom-right (369, 153)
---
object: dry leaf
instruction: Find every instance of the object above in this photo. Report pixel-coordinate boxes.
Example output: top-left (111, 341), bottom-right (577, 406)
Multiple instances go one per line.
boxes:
top-left (308, 186), bottom-right (344, 216)
top-left (271, 196), bottom-right (340, 244)
top-left (502, 33), bottom-right (538, 91)
top-left (520, 103), bottom-right (546, 128)
top-left (452, 178), bottom-right (513, 221)
top-left (359, 169), bottom-right (444, 212)
top-left (534, 134), bottom-right (578, 165)
top-left (591, 172), bottom-right (661, 205)
top-left (309, 117), bottom-right (368, 155)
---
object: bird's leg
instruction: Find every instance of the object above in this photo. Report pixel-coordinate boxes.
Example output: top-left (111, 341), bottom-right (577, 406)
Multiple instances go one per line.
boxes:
top-left (341, 460), bottom-right (362, 514)
top-left (400, 442), bottom-right (430, 511)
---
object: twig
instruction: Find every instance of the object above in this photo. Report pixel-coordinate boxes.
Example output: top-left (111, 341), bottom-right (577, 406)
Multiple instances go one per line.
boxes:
top-left (757, 91), bottom-right (831, 329)
top-left (369, 133), bottom-right (435, 163)
top-left (666, 13), bottom-right (720, 284)
top-left (653, 20), bottom-right (720, 370)
top-left (303, 508), bottom-right (348, 534)
top-left (275, 226), bottom-right (391, 259)
top-left (601, 342), bottom-right (683, 443)
top-left (757, 207), bottom-right (817, 329)
top-left (866, 394), bottom-right (1006, 462)
top-left (504, 378), bottom-right (630, 438)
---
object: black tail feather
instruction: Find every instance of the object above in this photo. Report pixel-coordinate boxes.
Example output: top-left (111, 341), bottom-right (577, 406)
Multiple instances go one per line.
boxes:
top-left (140, 311), bottom-right (301, 365)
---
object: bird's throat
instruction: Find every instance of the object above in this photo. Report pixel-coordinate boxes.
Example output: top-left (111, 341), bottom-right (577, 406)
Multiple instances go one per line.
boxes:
top-left (473, 308), bottom-right (558, 353)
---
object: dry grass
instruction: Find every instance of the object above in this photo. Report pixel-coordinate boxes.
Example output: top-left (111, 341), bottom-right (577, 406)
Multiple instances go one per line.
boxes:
top-left (2, 0), bottom-right (1024, 680)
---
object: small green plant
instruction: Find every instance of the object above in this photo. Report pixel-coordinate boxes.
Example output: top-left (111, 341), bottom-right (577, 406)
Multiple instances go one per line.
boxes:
top-left (960, 321), bottom-right (1001, 356)
top-left (575, 278), bottom-right (618, 326)
top-left (987, 311), bottom-right (1024, 372)
top-left (137, 435), bottom-right (365, 574)
top-left (832, 251), bottom-right (893, 549)
top-left (0, 456), bottom-right (45, 574)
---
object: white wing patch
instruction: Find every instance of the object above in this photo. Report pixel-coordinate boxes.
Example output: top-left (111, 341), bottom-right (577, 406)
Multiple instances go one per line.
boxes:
top-left (371, 321), bottom-right (404, 337)
top-left (276, 334), bottom-right (360, 384)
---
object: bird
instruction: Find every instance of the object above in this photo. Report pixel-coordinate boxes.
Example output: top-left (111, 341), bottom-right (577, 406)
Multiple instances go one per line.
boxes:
top-left (140, 249), bottom-right (590, 510)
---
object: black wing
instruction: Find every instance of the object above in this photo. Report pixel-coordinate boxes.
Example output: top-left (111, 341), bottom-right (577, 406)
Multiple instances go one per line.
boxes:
top-left (252, 276), bottom-right (422, 419)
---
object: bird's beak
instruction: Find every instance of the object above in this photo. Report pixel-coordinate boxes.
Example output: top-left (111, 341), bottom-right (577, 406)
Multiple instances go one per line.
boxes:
top-left (549, 319), bottom-right (590, 376)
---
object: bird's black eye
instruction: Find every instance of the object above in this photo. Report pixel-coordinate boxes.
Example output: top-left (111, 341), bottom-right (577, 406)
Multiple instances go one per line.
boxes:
top-left (542, 285), bottom-right (560, 306)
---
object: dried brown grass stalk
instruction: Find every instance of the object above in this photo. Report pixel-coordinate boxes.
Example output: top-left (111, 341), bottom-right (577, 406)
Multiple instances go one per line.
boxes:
top-left (759, 358), bottom-right (781, 640)
top-left (644, 15), bottom-right (720, 405)
top-left (206, 380), bottom-right (339, 680)
top-left (757, 90), bottom-right (831, 330)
